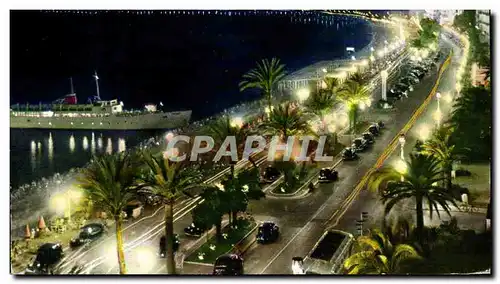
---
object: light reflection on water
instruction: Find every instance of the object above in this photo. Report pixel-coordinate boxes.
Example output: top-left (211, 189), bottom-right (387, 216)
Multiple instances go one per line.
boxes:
top-left (10, 129), bottom-right (161, 189)
top-left (97, 136), bottom-right (103, 149)
top-left (82, 136), bottom-right (89, 151)
top-left (118, 138), bottom-right (126, 153)
top-left (106, 138), bottom-right (113, 154)
top-left (91, 132), bottom-right (96, 154)
top-left (69, 135), bottom-right (75, 153)
top-left (48, 132), bottom-right (53, 163)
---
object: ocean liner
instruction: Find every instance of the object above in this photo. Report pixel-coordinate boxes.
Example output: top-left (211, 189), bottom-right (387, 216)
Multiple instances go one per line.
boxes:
top-left (10, 73), bottom-right (192, 130)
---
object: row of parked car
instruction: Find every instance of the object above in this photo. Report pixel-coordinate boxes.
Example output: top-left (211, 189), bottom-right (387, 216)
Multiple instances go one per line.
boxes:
top-left (386, 52), bottom-right (441, 104)
top-left (338, 121), bottom-right (385, 165)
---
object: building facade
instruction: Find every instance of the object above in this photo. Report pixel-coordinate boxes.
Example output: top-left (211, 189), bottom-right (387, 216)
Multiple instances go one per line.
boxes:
top-left (476, 10), bottom-right (490, 42)
top-left (423, 10), bottom-right (463, 25)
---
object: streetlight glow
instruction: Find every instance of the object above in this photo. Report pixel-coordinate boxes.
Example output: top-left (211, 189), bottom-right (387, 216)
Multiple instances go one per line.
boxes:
top-left (418, 124), bottom-right (431, 141)
top-left (230, 116), bottom-right (244, 128)
top-left (394, 159), bottom-right (407, 175)
top-left (165, 132), bottom-right (174, 141)
top-left (297, 88), bottom-right (310, 102)
top-left (359, 101), bottom-right (366, 111)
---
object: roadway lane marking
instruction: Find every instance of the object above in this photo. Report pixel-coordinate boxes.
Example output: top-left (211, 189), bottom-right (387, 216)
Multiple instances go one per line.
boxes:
top-left (259, 196), bottom-right (334, 274)
top-left (259, 50), bottom-right (455, 274)
top-left (326, 52), bottom-right (455, 228)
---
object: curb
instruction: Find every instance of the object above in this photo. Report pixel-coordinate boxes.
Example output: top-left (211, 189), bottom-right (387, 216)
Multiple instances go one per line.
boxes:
top-left (266, 154), bottom-right (344, 200)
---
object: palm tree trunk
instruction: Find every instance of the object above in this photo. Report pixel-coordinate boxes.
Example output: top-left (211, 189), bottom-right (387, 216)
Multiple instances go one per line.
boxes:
top-left (266, 92), bottom-right (272, 112)
top-left (215, 218), bottom-right (222, 243)
top-left (164, 203), bottom-right (176, 274)
top-left (445, 164), bottom-right (453, 193)
top-left (230, 164), bottom-right (235, 180)
top-left (415, 195), bottom-right (424, 239)
top-left (351, 106), bottom-right (358, 135)
top-left (232, 211), bottom-right (238, 226)
top-left (115, 216), bottom-right (127, 274)
top-left (248, 156), bottom-right (257, 168)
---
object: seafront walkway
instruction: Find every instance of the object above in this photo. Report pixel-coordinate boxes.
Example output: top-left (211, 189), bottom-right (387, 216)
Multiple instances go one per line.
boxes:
top-left (10, 18), bottom-right (402, 239)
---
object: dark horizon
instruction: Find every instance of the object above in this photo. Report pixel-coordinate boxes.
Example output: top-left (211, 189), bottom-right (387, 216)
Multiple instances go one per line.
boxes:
top-left (10, 10), bottom-right (374, 119)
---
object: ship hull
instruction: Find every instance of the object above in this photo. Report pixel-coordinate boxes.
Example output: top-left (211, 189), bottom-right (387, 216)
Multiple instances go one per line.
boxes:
top-left (10, 111), bottom-right (192, 130)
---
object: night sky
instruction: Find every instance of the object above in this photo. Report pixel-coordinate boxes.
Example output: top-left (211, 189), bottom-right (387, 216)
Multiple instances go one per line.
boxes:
top-left (10, 10), bottom-right (372, 119)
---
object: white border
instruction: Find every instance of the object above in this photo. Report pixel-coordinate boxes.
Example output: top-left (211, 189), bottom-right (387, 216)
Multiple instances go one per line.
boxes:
top-left (2, 1), bottom-right (499, 284)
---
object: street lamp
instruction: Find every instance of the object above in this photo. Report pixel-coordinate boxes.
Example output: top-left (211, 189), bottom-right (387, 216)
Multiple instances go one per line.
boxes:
top-left (394, 159), bottom-right (407, 182)
top-left (230, 116), bottom-right (244, 128)
top-left (297, 88), bottom-right (310, 103)
top-left (418, 124), bottom-right (431, 141)
top-left (436, 92), bottom-right (441, 111)
top-left (433, 110), bottom-right (442, 127)
top-left (398, 134), bottom-right (406, 161)
top-left (50, 189), bottom-right (83, 222)
top-left (381, 70), bottom-right (388, 101)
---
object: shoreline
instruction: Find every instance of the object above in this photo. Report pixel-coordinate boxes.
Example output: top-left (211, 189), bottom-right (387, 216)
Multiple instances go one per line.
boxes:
top-left (10, 19), bottom-right (393, 237)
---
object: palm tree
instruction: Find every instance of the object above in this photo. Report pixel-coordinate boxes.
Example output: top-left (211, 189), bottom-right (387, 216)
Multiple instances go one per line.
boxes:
top-left (139, 150), bottom-right (202, 274)
top-left (221, 167), bottom-right (264, 226)
top-left (344, 229), bottom-right (421, 274)
top-left (422, 125), bottom-right (468, 194)
top-left (368, 153), bottom-right (458, 239)
top-left (322, 76), bottom-right (341, 96)
top-left (192, 187), bottom-right (227, 243)
top-left (304, 89), bottom-right (337, 133)
top-left (337, 80), bottom-right (369, 134)
top-left (78, 152), bottom-right (143, 274)
top-left (259, 102), bottom-right (315, 140)
top-left (348, 72), bottom-right (367, 86)
top-left (239, 58), bottom-right (286, 110)
top-left (207, 115), bottom-right (254, 176)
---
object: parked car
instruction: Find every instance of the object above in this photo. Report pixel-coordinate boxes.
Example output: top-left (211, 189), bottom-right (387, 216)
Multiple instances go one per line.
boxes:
top-left (390, 86), bottom-right (408, 98)
top-left (395, 82), bottom-right (413, 92)
top-left (342, 148), bottom-right (358, 161)
top-left (25, 243), bottom-right (64, 275)
top-left (159, 234), bottom-right (180, 258)
top-left (123, 200), bottom-right (144, 219)
top-left (400, 76), bottom-right (420, 85)
top-left (184, 223), bottom-right (207, 237)
top-left (261, 166), bottom-right (281, 183)
top-left (406, 72), bottom-right (420, 83)
top-left (387, 89), bottom-right (404, 101)
top-left (376, 121), bottom-right (385, 129)
top-left (351, 138), bottom-right (368, 152)
top-left (256, 222), bottom-right (280, 244)
top-left (361, 132), bottom-right (375, 144)
top-left (70, 223), bottom-right (106, 248)
top-left (410, 69), bottom-right (425, 79)
top-left (368, 125), bottom-right (380, 136)
top-left (318, 168), bottom-right (339, 183)
top-left (213, 254), bottom-right (244, 275)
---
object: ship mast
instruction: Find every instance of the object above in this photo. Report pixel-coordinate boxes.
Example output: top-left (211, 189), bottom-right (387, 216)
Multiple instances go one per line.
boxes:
top-left (69, 77), bottom-right (75, 94)
top-left (93, 71), bottom-right (101, 101)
